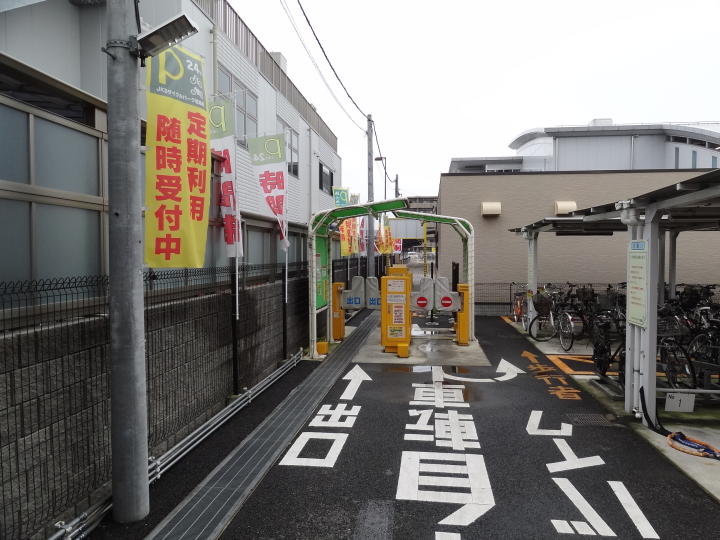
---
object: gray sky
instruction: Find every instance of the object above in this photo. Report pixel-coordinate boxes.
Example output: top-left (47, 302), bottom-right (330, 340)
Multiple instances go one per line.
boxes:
top-left (231, 0), bottom-right (720, 201)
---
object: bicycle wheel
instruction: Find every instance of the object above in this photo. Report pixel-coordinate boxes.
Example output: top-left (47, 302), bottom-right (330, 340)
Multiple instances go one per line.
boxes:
top-left (661, 338), bottom-right (697, 389)
top-left (559, 312), bottom-right (574, 351)
top-left (687, 333), bottom-right (713, 364)
top-left (592, 341), bottom-right (611, 376)
top-left (521, 301), bottom-right (529, 331)
top-left (529, 314), bottom-right (555, 341)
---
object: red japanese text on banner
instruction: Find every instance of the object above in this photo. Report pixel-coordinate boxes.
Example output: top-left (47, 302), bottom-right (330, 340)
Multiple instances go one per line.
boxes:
top-left (248, 134), bottom-right (289, 249)
top-left (144, 46), bottom-right (210, 267)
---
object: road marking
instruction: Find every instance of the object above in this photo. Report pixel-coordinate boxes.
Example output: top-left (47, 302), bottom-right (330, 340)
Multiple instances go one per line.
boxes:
top-left (571, 521), bottom-right (596, 535)
top-left (435, 533), bottom-right (461, 540)
top-left (526, 410), bottom-right (573, 437)
top-left (339, 364), bottom-right (372, 400)
top-left (608, 481), bottom-right (659, 539)
top-left (279, 432), bottom-right (348, 468)
top-left (547, 438), bottom-right (605, 473)
top-left (308, 403), bottom-right (361, 428)
top-left (552, 477), bottom-right (616, 537)
top-left (521, 350), bottom-right (539, 363)
top-left (396, 452), bottom-right (495, 527)
top-left (552, 519), bottom-right (574, 534)
top-left (435, 360), bottom-right (525, 384)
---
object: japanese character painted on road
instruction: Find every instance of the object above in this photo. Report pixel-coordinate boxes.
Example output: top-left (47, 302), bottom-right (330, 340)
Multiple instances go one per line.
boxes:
top-left (409, 383), bottom-right (470, 408)
top-left (308, 403), bottom-right (361, 429)
top-left (405, 409), bottom-right (480, 451)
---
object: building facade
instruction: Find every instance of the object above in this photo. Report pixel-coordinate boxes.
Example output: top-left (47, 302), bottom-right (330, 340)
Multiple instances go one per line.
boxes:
top-left (0, 0), bottom-right (341, 282)
top-left (449, 119), bottom-right (720, 174)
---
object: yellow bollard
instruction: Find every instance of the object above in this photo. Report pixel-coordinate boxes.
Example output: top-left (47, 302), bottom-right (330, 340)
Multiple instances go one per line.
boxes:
top-left (331, 282), bottom-right (345, 341)
top-left (456, 283), bottom-right (470, 346)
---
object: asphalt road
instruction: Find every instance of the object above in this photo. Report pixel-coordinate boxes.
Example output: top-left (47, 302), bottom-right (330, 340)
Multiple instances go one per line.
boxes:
top-left (221, 317), bottom-right (720, 539)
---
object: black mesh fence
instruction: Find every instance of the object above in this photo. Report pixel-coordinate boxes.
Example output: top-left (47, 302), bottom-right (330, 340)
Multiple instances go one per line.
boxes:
top-left (0, 262), bottom-right (309, 540)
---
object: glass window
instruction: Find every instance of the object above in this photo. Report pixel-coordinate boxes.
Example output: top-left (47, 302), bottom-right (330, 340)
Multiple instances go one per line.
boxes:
top-left (36, 204), bottom-right (100, 278)
top-left (0, 199), bottom-right (31, 282)
top-left (0, 104), bottom-right (29, 183)
top-left (246, 116), bottom-right (257, 139)
top-left (713, 156), bottom-right (718, 168)
top-left (277, 118), bottom-right (299, 177)
top-left (319, 162), bottom-right (333, 194)
top-left (35, 118), bottom-right (99, 195)
top-left (235, 107), bottom-right (245, 143)
top-left (674, 147), bottom-right (679, 169)
top-left (246, 93), bottom-right (257, 118)
top-left (247, 227), bottom-right (264, 265)
top-left (218, 67), bottom-right (232, 96)
top-left (692, 150), bottom-right (697, 169)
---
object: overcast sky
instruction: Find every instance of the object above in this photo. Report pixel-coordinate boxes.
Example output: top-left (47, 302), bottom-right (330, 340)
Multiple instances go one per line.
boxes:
top-left (230, 0), bottom-right (720, 201)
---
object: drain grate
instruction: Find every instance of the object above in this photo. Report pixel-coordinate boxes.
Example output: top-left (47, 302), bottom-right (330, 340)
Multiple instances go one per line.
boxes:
top-left (564, 413), bottom-right (617, 427)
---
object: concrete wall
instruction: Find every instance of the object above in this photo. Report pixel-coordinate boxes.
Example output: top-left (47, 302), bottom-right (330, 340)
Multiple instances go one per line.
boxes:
top-left (0, 275), bottom-right (308, 539)
top-left (437, 170), bottom-right (720, 285)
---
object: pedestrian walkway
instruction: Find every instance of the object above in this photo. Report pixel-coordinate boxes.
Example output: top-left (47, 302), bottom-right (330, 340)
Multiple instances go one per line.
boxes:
top-left (145, 312), bottom-right (379, 540)
top-left (141, 315), bottom-right (720, 540)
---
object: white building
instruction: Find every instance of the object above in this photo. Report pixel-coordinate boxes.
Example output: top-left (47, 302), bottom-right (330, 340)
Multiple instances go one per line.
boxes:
top-left (450, 118), bottom-right (720, 173)
top-left (0, 0), bottom-right (340, 281)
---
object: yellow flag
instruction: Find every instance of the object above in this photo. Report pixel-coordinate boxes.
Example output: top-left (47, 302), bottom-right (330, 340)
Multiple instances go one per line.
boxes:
top-left (144, 46), bottom-right (210, 267)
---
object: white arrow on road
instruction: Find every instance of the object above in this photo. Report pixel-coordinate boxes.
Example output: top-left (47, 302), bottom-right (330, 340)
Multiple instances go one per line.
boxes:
top-left (437, 359), bottom-right (525, 384)
top-left (339, 365), bottom-right (372, 400)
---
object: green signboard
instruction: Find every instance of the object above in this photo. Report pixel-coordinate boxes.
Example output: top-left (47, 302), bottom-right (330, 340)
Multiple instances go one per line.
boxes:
top-left (315, 236), bottom-right (329, 308)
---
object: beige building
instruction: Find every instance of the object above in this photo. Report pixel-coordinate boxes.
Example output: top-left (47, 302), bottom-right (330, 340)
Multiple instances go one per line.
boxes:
top-left (437, 169), bottom-right (720, 287)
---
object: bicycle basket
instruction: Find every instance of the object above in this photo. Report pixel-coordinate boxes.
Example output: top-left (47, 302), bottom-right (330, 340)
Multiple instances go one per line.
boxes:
top-left (657, 316), bottom-right (685, 337)
top-left (532, 292), bottom-right (552, 316)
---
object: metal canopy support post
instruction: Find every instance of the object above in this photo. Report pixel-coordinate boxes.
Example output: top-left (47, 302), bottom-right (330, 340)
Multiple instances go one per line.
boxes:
top-left (526, 230), bottom-right (539, 323)
top-left (639, 205), bottom-right (660, 426)
top-left (624, 224), bottom-right (638, 412)
top-left (308, 232), bottom-right (317, 357)
top-left (658, 230), bottom-right (665, 305)
top-left (668, 230), bottom-right (679, 299)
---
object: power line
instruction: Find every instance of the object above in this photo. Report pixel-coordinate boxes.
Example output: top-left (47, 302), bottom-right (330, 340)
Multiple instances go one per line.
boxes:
top-left (372, 121), bottom-right (392, 184)
top-left (296, 0), bottom-right (366, 119)
top-left (278, 0), bottom-right (365, 132)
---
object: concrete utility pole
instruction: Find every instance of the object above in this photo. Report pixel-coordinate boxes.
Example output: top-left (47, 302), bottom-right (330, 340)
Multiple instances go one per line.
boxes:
top-left (106, 0), bottom-right (150, 522)
top-left (367, 114), bottom-right (375, 276)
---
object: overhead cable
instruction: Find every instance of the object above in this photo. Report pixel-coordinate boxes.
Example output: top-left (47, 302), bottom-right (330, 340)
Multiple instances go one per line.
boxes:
top-left (278, 0), bottom-right (365, 132)
top-left (296, 0), bottom-right (367, 119)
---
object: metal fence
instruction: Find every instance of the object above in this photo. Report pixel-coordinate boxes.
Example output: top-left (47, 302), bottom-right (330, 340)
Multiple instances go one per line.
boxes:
top-left (0, 262), bottom-right (308, 540)
top-left (330, 256), bottom-right (386, 288)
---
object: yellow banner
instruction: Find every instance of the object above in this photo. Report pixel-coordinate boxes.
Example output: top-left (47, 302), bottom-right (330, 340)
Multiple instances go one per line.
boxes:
top-left (340, 219), bottom-right (351, 256)
top-left (144, 46), bottom-right (210, 267)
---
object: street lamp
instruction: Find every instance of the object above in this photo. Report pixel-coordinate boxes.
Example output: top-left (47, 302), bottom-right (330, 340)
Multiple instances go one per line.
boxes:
top-left (374, 156), bottom-right (388, 200)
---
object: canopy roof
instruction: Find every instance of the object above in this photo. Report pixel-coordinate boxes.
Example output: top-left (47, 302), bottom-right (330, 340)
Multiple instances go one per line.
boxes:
top-left (510, 169), bottom-right (720, 236)
top-left (311, 198), bottom-right (408, 235)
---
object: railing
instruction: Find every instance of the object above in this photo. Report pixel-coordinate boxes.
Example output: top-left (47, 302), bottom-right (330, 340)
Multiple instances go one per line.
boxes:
top-left (191, 0), bottom-right (338, 150)
top-left (0, 262), bottom-right (309, 540)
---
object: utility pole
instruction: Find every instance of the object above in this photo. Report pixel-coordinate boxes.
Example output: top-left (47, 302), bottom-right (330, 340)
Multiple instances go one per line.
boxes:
top-left (106, 0), bottom-right (149, 522)
top-left (367, 114), bottom-right (375, 276)
top-left (394, 173), bottom-right (399, 198)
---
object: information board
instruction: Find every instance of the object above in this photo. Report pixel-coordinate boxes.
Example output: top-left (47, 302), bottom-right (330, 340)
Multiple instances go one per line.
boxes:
top-left (627, 240), bottom-right (647, 328)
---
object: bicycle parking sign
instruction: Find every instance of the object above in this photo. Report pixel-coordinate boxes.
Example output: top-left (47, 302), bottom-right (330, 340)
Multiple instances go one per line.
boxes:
top-left (627, 240), bottom-right (647, 328)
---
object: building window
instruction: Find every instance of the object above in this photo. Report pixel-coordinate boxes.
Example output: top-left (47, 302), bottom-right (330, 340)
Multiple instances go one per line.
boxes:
top-left (674, 147), bottom-right (679, 169)
top-left (692, 150), bottom-right (697, 169)
top-left (218, 65), bottom-right (258, 146)
top-left (246, 226), bottom-right (273, 265)
top-left (713, 156), bottom-right (718, 168)
top-left (277, 117), bottom-right (299, 177)
top-left (319, 162), bottom-right (334, 195)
